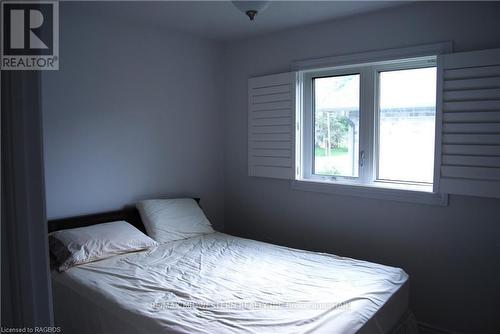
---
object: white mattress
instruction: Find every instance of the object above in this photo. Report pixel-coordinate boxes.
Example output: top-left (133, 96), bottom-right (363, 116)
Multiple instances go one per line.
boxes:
top-left (52, 232), bottom-right (409, 334)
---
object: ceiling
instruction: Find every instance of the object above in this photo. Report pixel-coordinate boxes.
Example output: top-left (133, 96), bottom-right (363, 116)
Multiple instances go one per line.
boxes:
top-left (84, 1), bottom-right (406, 42)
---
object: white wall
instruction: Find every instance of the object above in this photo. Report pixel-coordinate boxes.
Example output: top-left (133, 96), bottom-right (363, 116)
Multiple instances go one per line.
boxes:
top-left (223, 2), bottom-right (500, 333)
top-left (42, 4), bottom-right (225, 229)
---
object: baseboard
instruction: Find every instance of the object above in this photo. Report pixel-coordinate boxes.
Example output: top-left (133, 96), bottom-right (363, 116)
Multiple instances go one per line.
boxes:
top-left (418, 322), bottom-right (461, 334)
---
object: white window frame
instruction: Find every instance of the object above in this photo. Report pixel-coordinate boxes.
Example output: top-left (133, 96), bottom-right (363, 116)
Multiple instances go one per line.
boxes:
top-left (372, 59), bottom-right (438, 190)
top-left (293, 44), bottom-right (450, 206)
top-left (301, 67), bottom-right (366, 184)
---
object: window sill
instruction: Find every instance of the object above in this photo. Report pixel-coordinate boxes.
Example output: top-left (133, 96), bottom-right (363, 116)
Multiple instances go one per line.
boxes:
top-left (291, 179), bottom-right (448, 206)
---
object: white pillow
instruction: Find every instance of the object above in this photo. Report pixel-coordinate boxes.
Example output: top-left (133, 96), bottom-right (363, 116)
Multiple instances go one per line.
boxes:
top-left (49, 221), bottom-right (157, 272)
top-left (136, 198), bottom-right (214, 243)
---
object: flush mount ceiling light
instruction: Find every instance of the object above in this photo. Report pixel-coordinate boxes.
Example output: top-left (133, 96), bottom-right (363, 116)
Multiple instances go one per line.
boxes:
top-left (232, 1), bottom-right (271, 21)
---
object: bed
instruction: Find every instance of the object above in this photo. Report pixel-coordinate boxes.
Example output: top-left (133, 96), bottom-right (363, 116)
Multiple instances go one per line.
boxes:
top-left (48, 204), bottom-right (417, 334)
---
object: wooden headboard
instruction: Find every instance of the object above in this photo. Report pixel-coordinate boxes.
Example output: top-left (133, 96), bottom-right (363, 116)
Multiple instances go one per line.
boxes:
top-left (48, 198), bottom-right (201, 233)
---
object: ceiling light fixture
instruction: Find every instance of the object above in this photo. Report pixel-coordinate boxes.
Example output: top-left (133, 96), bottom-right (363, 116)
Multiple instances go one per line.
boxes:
top-left (232, 1), bottom-right (271, 21)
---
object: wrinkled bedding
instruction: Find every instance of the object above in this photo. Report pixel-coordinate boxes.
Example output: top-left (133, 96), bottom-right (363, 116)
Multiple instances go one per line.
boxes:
top-left (52, 232), bottom-right (408, 334)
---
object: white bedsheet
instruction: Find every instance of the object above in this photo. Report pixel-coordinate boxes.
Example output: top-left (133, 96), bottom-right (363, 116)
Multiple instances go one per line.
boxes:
top-left (52, 232), bottom-right (408, 334)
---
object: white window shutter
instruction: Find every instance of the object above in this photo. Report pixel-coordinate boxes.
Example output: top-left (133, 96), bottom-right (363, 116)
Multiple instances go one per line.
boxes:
top-left (248, 72), bottom-right (297, 179)
top-left (437, 48), bottom-right (500, 198)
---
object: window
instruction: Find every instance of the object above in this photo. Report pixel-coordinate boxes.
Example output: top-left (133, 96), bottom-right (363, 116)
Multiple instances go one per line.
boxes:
top-left (314, 74), bottom-right (360, 178)
top-left (298, 57), bottom-right (439, 194)
top-left (377, 67), bottom-right (436, 184)
top-left (249, 45), bottom-right (500, 202)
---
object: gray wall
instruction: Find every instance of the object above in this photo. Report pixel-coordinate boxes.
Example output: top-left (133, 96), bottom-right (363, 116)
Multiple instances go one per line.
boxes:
top-left (223, 2), bottom-right (500, 333)
top-left (42, 4), bottom-right (225, 229)
top-left (41, 1), bottom-right (500, 333)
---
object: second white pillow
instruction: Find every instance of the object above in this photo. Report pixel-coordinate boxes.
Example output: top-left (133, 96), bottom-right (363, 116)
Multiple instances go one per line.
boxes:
top-left (136, 198), bottom-right (214, 243)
